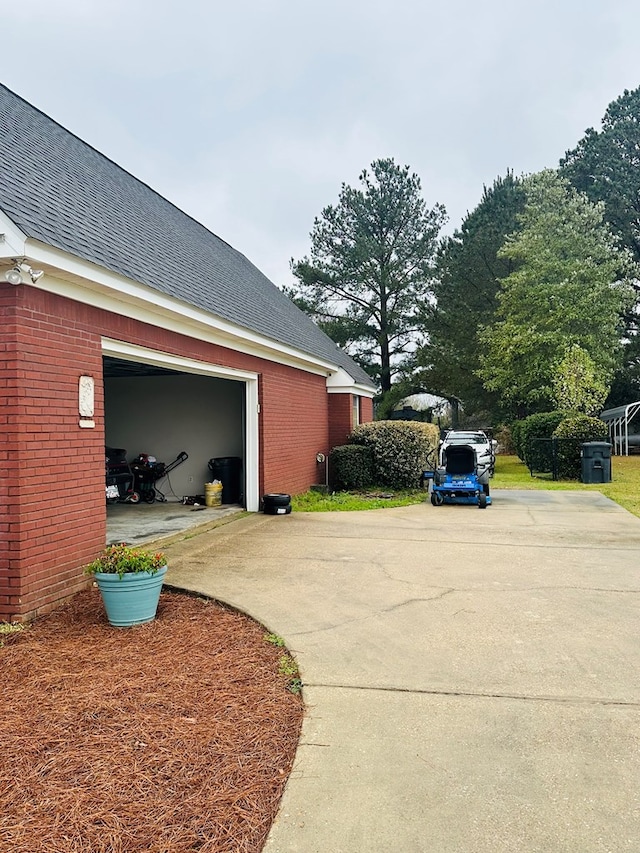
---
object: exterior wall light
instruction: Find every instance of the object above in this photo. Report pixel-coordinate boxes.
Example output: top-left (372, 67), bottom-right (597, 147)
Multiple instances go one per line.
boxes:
top-left (2, 262), bottom-right (44, 285)
top-left (4, 266), bottom-right (23, 285)
top-left (20, 262), bottom-right (44, 283)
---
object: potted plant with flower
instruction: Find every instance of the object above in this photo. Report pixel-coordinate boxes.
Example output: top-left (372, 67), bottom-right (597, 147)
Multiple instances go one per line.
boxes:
top-left (85, 543), bottom-right (168, 627)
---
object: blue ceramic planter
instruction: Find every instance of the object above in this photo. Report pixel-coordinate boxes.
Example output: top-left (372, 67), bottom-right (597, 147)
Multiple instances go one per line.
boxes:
top-left (94, 565), bottom-right (168, 627)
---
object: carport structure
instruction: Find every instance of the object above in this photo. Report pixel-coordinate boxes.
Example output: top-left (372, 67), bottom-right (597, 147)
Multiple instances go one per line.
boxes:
top-left (0, 84), bottom-right (375, 621)
top-left (600, 401), bottom-right (640, 455)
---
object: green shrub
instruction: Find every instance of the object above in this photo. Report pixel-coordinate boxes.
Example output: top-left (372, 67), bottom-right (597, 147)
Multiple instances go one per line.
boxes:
top-left (552, 413), bottom-right (607, 441)
top-left (552, 414), bottom-right (608, 479)
top-left (519, 411), bottom-right (567, 469)
top-left (329, 445), bottom-right (375, 490)
top-left (348, 420), bottom-right (439, 489)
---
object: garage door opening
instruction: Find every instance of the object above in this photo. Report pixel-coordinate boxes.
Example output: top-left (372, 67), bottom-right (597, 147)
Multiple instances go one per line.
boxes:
top-left (101, 342), bottom-right (260, 544)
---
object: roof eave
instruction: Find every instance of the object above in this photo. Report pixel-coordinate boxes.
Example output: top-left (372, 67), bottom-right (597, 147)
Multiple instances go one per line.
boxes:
top-left (327, 367), bottom-right (376, 397)
top-left (6, 238), bottom-right (343, 379)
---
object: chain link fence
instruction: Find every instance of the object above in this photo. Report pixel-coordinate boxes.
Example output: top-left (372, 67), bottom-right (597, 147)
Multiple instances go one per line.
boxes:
top-left (526, 438), bottom-right (587, 480)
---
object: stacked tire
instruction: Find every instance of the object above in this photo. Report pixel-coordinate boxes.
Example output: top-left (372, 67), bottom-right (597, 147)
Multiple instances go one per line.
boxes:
top-left (262, 493), bottom-right (292, 515)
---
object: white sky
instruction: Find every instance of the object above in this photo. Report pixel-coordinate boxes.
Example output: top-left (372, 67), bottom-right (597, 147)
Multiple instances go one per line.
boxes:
top-left (3, 0), bottom-right (639, 288)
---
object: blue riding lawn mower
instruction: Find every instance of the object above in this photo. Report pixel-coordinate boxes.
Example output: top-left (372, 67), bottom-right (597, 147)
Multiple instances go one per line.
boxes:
top-left (428, 443), bottom-right (492, 509)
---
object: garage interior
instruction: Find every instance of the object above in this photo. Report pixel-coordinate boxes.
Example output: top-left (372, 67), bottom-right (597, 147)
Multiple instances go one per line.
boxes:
top-left (103, 357), bottom-right (246, 545)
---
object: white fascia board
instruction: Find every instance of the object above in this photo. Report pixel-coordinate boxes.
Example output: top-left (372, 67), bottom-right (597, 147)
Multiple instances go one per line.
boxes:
top-left (326, 367), bottom-right (376, 398)
top-left (0, 211), bottom-right (27, 260)
top-left (329, 385), bottom-right (376, 398)
top-left (23, 239), bottom-right (340, 379)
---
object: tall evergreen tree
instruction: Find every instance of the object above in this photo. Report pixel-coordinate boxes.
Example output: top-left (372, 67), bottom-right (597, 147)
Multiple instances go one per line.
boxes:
top-left (417, 172), bottom-right (525, 420)
top-left (289, 158), bottom-right (446, 393)
top-left (561, 87), bottom-right (640, 263)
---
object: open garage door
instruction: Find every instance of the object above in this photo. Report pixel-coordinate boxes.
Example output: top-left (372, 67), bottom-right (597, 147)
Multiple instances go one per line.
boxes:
top-left (102, 340), bottom-right (260, 512)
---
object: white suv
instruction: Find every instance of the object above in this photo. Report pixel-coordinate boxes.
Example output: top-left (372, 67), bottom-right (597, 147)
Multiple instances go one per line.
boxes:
top-left (439, 430), bottom-right (497, 477)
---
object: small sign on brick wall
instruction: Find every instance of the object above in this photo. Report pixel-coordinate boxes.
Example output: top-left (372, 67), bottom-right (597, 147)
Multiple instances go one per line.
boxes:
top-left (79, 375), bottom-right (95, 428)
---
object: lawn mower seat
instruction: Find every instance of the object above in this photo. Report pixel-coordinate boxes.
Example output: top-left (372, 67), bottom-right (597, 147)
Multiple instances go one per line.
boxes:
top-left (444, 445), bottom-right (476, 475)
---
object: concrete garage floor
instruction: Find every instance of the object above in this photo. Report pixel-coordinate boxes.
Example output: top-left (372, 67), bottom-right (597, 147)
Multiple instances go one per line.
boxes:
top-left (106, 500), bottom-right (245, 547)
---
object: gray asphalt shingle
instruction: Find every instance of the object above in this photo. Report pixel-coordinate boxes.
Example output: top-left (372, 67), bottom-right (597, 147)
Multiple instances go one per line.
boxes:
top-left (0, 84), bottom-right (374, 388)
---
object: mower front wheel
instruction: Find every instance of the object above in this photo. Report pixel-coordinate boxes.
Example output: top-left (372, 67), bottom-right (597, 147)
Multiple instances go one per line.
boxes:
top-left (430, 492), bottom-right (444, 507)
top-left (478, 493), bottom-right (487, 509)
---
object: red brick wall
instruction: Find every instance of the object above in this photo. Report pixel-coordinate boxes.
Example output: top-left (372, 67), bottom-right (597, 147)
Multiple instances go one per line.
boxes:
top-left (328, 394), bottom-right (374, 450)
top-left (328, 394), bottom-right (353, 449)
top-left (360, 396), bottom-right (374, 423)
top-left (0, 284), bottom-right (343, 619)
top-left (0, 285), bottom-right (105, 621)
top-left (260, 367), bottom-right (328, 496)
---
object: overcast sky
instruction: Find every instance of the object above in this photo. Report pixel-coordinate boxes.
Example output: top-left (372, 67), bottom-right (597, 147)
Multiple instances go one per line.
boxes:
top-left (3, 1), bottom-right (640, 288)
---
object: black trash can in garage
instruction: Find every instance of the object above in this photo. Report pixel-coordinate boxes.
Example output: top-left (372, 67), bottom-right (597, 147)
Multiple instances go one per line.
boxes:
top-left (580, 442), bottom-right (612, 484)
top-left (208, 457), bottom-right (243, 504)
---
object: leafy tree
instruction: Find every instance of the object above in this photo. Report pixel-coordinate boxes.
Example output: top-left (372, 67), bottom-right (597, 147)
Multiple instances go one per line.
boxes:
top-left (551, 344), bottom-right (607, 415)
top-left (478, 170), bottom-right (633, 416)
top-left (289, 158), bottom-right (446, 393)
top-left (418, 172), bottom-right (525, 420)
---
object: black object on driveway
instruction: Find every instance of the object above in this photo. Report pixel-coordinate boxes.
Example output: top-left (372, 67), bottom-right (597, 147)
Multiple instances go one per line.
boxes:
top-left (262, 493), bottom-right (292, 515)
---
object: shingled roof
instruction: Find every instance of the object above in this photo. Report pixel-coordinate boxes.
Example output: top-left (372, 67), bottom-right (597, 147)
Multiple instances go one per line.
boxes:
top-left (0, 84), bottom-right (374, 388)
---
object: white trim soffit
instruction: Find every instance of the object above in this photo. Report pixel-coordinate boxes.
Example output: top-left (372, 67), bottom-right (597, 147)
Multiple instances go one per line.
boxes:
top-left (326, 367), bottom-right (376, 398)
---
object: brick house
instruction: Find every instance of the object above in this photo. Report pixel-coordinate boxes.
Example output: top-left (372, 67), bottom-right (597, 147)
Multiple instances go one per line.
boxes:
top-left (0, 85), bottom-right (375, 621)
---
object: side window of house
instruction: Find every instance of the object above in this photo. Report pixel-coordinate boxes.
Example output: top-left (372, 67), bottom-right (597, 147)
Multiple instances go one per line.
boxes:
top-left (352, 395), bottom-right (361, 428)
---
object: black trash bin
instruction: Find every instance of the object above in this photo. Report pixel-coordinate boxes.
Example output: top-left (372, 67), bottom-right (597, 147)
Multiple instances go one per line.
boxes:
top-left (208, 456), bottom-right (243, 504)
top-left (580, 442), bottom-right (612, 484)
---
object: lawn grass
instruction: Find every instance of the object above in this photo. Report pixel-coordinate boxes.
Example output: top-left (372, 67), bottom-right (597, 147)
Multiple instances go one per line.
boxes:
top-left (291, 488), bottom-right (426, 512)
top-left (493, 454), bottom-right (640, 518)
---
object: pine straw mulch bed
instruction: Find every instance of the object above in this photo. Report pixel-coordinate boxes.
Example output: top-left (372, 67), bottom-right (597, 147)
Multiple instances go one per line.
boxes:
top-left (0, 588), bottom-right (304, 853)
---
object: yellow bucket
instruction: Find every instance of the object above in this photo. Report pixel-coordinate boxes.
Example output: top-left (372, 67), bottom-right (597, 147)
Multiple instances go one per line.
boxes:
top-left (205, 482), bottom-right (223, 507)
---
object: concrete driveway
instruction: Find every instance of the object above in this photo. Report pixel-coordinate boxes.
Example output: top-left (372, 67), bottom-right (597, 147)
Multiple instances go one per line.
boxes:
top-left (163, 490), bottom-right (640, 852)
